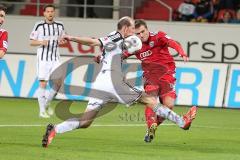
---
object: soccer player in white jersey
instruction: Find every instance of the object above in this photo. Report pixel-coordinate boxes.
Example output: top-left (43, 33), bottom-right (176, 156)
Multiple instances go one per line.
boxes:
top-left (0, 4), bottom-right (8, 59)
top-left (42, 17), bottom-right (197, 147)
top-left (30, 4), bottom-right (67, 118)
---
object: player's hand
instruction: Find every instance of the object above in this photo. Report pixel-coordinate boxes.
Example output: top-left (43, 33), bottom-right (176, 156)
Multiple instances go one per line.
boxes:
top-left (122, 51), bottom-right (131, 60)
top-left (181, 55), bottom-right (189, 62)
top-left (62, 35), bottom-right (73, 41)
top-left (93, 55), bottom-right (101, 64)
top-left (58, 38), bottom-right (67, 45)
top-left (41, 40), bottom-right (48, 46)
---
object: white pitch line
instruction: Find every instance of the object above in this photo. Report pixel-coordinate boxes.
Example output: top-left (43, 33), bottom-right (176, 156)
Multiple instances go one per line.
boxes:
top-left (0, 124), bottom-right (43, 127)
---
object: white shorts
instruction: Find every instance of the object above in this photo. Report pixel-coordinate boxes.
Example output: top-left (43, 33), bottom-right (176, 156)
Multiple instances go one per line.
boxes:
top-left (37, 59), bottom-right (61, 81)
top-left (86, 70), bottom-right (142, 111)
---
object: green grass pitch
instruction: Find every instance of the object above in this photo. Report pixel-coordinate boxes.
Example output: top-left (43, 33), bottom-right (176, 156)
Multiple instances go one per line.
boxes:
top-left (0, 97), bottom-right (239, 160)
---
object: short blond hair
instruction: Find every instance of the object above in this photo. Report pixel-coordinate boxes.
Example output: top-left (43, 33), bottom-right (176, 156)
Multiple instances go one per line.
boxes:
top-left (117, 16), bottom-right (133, 30)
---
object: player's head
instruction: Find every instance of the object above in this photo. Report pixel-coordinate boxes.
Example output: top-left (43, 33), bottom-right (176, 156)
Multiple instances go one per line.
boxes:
top-left (117, 16), bottom-right (135, 38)
top-left (43, 4), bottom-right (56, 23)
top-left (0, 4), bottom-right (7, 27)
top-left (135, 19), bottom-right (149, 42)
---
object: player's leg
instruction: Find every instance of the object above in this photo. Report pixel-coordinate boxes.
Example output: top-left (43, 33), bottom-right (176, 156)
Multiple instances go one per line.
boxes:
top-left (144, 106), bottom-right (158, 142)
top-left (152, 71), bottom-right (179, 126)
top-left (144, 84), bottom-right (159, 127)
top-left (45, 61), bottom-right (63, 115)
top-left (45, 78), bottom-right (62, 115)
top-left (38, 80), bottom-right (49, 118)
top-left (156, 70), bottom-right (197, 129)
top-left (42, 109), bottom-right (99, 148)
top-left (140, 94), bottom-right (183, 127)
top-left (46, 79), bottom-right (62, 104)
top-left (37, 60), bottom-right (51, 118)
top-left (154, 93), bottom-right (176, 125)
top-left (142, 84), bottom-right (159, 142)
top-left (42, 98), bottom-right (103, 148)
top-left (139, 93), bottom-right (197, 129)
top-left (54, 107), bottom-right (99, 133)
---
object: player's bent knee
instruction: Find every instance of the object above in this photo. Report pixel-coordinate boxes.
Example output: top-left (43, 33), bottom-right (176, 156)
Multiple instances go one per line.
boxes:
top-left (145, 96), bottom-right (158, 108)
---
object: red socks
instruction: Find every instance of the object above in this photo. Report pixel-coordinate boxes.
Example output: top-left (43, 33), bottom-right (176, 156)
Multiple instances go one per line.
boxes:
top-left (145, 106), bottom-right (165, 128)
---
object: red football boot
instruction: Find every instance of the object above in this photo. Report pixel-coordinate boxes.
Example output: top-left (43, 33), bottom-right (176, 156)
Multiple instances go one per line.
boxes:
top-left (42, 124), bottom-right (56, 148)
top-left (181, 106), bottom-right (197, 130)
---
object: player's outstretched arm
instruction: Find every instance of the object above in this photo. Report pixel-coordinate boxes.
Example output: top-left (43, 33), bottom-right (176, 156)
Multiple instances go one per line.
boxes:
top-left (63, 35), bottom-right (101, 47)
top-left (168, 39), bottom-right (189, 62)
top-left (30, 39), bottom-right (48, 47)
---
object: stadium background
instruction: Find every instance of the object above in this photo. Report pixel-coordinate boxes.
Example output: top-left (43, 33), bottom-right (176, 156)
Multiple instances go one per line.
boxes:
top-left (1, 16), bottom-right (240, 108)
top-left (0, 1), bottom-right (240, 160)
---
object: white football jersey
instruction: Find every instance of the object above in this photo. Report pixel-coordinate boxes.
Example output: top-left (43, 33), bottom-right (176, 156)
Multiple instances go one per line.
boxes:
top-left (98, 31), bottom-right (124, 72)
top-left (30, 20), bottom-right (65, 61)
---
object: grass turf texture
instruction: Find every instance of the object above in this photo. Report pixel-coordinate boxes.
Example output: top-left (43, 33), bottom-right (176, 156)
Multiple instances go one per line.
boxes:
top-left (0, 97), bottom-right (239, 160)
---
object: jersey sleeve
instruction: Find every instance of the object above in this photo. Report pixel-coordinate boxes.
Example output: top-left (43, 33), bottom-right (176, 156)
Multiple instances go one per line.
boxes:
top-left (58, 21), bottom-right (66, 37)
top-left (156, 31), bottom-right (171, 48)
top-left (0, 31), bottom-right (8, 52)
top-left (30, 22), bottom-right (40, 40)
top-left (98, 36), bottom-right (112, 48)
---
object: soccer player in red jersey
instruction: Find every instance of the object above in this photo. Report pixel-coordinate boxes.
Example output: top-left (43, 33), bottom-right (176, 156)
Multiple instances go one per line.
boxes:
top-left (124, 19), bottom-right (196, 142)
top-left (0, 4), bottom-right (8, 59)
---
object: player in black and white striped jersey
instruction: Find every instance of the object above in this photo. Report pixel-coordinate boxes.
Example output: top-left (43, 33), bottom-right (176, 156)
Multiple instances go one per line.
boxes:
top-left (30, 4), bottom-right (67, 118)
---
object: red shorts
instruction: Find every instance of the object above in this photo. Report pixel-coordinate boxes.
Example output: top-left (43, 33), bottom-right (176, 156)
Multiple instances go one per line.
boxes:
top-left (143, 63), bottom-right (176, 101)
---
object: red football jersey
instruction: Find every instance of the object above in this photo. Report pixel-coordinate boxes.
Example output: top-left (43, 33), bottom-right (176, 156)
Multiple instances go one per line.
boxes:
top-left (0, 29), bottom-right (8, 53)
top-left (135, 31), bottom-right (175, 73)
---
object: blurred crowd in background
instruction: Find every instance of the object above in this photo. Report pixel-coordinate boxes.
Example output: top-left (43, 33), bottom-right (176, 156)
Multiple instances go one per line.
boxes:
top-left (1, 0), bottom-right (240, 24)
top-left (174, 0), bottom-right (240, 23)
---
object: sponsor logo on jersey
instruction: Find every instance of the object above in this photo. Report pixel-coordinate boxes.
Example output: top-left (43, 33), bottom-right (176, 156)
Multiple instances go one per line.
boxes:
top-left (140, 50), bottom-right (152, 59)
top-left (169, 83), bottom-right (174, 89)
top-left (109, 33), bottom-right (121, 41)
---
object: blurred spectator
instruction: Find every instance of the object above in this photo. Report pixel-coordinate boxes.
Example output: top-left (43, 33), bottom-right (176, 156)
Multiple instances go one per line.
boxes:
top-left (177, 0), bottom-right (195, 21)
top-left (216, 9), bottom-right (236, 22)
top-left (218, 10), bottom-right (234, 23)
top-left (211, 0), bottom-right (221, 22)
top-left (191, 0), bottom-right (214, 22)
top-left (230, 9), bottom-right (240, 23)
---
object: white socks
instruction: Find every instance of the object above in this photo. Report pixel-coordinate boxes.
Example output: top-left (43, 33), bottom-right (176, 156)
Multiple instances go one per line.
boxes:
top-left (154, 105), bottom-right (184, 128)
top-left (45, 88), bottom-right (57, 106)
top-left (55, 118), bottom-right (80, 134)
top-left (37, 87), bottom-right (47, 113)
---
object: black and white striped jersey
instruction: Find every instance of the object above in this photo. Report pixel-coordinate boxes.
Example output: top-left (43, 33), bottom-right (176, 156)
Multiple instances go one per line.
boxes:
top-left (98, 31), bottom-right (124, 72)
top-left (30, 20), bottom-right (65, 61)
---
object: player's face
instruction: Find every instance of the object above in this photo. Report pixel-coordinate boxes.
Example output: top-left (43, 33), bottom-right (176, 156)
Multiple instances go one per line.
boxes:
top-left (44, 7), bottom-right (55, 22)
top-left (135, 25), bottom-right (149, 42)
top-left (126, 25), bottom-right (135, 36)
top-left (0, 10), bottom-right (6, 26)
